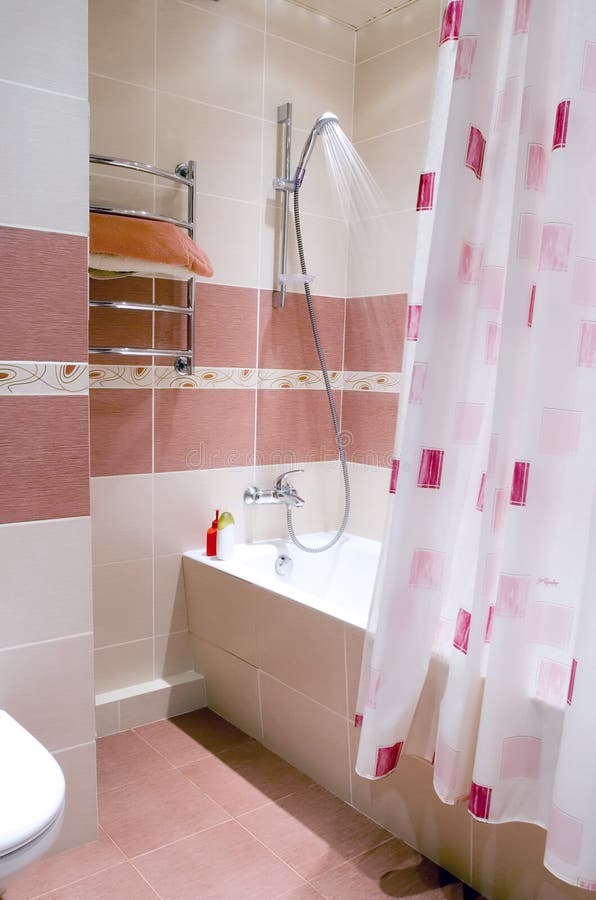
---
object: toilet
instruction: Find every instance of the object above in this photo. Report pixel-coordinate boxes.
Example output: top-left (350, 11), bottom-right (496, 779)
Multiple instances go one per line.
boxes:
top-left (0, 711), bottom-right (65, 894)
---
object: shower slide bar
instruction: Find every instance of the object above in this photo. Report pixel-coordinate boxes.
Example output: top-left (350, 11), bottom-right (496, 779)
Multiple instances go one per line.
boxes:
top-left (89, 154), bottom-right (197, 375)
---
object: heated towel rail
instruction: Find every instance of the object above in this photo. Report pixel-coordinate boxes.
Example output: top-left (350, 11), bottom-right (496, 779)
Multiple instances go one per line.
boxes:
top-left (89, 154), bottom-right (197, 375)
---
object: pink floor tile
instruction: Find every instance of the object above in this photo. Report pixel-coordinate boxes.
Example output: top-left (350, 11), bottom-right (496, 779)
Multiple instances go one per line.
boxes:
top-left (180, 740), bottom-right (313, 816)
top-left (310, 838), bottom-right (464, 899)
top-left (134, 708), bottom-right (253, 767)
top-left (238, 784), bottom-right (390, 880)
top-left (276, 886), bottom-right (324, 899)
top-left (40, 863), bottom-right (160, 899)
top-left (5, 829), bottom-right (124, 900)
top-left (133, 819), bottom-right (305, 900)
top-left (99, 768), bottom-right (230, 858)
top-left (96, 730), bottom-right (173, 793)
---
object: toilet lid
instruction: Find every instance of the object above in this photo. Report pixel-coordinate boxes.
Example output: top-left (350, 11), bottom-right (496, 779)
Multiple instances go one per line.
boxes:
top-left (0, 711), bottom-right (66, 857)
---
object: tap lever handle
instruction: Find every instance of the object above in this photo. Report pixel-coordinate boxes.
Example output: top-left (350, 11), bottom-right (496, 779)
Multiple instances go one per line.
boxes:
top-left (275, 468), bottom-right (304, 491)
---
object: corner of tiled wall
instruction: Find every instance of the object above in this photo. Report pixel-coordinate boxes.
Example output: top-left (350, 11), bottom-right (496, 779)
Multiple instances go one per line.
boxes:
top-left (0, 0), bottom-right (97, 852)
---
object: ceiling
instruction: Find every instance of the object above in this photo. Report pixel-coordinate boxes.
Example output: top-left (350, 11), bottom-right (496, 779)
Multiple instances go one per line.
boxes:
top-left (285, 0), bottom-right (417, 30)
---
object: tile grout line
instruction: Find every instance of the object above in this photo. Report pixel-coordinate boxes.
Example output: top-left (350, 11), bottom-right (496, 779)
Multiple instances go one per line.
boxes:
top-left (356, 26), bottom-right (439, 67)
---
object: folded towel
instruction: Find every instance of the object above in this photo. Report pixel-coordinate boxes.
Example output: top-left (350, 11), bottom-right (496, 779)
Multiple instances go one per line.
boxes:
top-left (89, 212), bottom-right (213, 278)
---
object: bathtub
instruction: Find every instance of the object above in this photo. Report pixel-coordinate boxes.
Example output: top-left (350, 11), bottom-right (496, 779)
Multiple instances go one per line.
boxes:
top-left (184, 531), bottom-right (380, 629)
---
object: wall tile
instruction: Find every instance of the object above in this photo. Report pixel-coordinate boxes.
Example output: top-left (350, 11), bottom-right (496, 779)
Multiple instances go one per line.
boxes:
top-left (89, 75), bottom-right (155, 165)
top-left (356, 0), bottom-right (440, 63)
top-left (90, 474), bottom-right (153, 564)
top-left (0, 517), bottom-right (92, 649)
top-left (342, 391), bottom-right (398, 467)
top-left (89, 172), bottom-right (155, 210)
top-left (256, 389), bottom-right (340, 465)
top-left (154, 388), bottom-right (255, 472)
top-left (118, 675), bottom-right (206, 729)
top-left (0, 396), bottom-right (89, 525)
top-left (266, 0), bottom-right (355, 63)
top-left (355, 122), bottom-right (429, 214)
top-left (344, 294), bottom-right (406, 372)
top-left (0, 0), bottom-right (87, 97)
top-left (94, 638), bottom-right (154, 693)
top-left (0, 634), bottom-right (95, 751)
top-left (90, 389), bottom-right (153, 477)
top-left (96, 700), bottom-right (120, 737)
top-left (260, 671), bottom-right (351, 801)
top-left (89, 0), bottom-right (155, 87)
top-left (157, 0), bottom-right (264, 115)
top-left (155, 554), bottom-right (189, 635)
top-left (0, 228), bottom-right (87, 361)
top-left (0, 83), bottom-right (88, 234)
top-left (52, 742), bottom-right (98, 853)
top-left (259, 291), bottom-right (344, 370)
top-left (348, 209), bottom-right (418, 296)
top-left (181, 0), bottom-right (266, 29)
top-left (93, 558), bottom-right (154, 648)
top-left (353, 32), bottom-right (437, 142)
top-left (155, 631), bottom-right (194, 677)
top-left (89, 276), bottom-right (153, 367)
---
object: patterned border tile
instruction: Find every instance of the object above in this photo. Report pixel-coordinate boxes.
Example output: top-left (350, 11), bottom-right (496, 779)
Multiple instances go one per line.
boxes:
top-left (89, 365), bottom-right (153, 389)
top-left (257, 369), bottom-right (343, 390)
top-left (0, 362), bottom-right (88, 395)
top-left (343, 371), bottom-right (401, 392)
top-left (155, 367), bottom-right (257, 389)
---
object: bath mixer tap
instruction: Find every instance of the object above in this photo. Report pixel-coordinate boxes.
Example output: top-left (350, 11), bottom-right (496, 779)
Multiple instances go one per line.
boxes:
top-left (243, 469), bottom-right (305, 508)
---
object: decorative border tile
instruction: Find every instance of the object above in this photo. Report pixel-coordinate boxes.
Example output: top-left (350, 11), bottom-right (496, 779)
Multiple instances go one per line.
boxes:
top-left (155, 367), bottom-right (257, 389)
top-left (0, 362), bottom-right (88, 395)
top-left (257, 369), bottom-right (343, 390)
top-left (89, 365), bottom-right (153, 389)
top-left (343, 372), bottom-right (401, 392)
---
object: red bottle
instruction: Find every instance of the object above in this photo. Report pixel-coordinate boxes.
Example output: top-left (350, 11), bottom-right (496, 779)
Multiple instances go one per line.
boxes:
top-left (206, 510), bottom-right (219, 557)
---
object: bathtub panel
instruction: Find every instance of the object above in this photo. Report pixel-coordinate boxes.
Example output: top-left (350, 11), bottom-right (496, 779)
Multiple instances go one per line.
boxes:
top-left (183, 560), bottom-right (260, 666)
top-left (256, 593), bottom-right (347, 716)
top-left (260, 672), bottom-right (351, 802)
top-left (345, 624), bottom-right (365, 722)
top-left (189, 635), bottom-right (262, 741)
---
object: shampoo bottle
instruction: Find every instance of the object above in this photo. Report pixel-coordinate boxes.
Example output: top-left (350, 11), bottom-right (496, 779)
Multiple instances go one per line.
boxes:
top-left (216, 511), bottom-right (235, 561)
top-left (206, 510), bottom-right (219, 557)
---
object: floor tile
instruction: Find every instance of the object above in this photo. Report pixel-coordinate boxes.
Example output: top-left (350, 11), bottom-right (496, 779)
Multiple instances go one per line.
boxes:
top-left (39, 863), bottom-right (159, 899)
top-left (133, 707), bottom-right (252, 767)
top-left (99, 768), bottom-right (230, 858)
top-left (133, 819), bottom-right (305, 900)
top-left (180, 740), bottom-right (314, 816)
top-left (5, 830), bottom-right (124, 900)
top-left (238, 784), bottom-right (390, 880)
top-left (276, 886), bottom-right (324, 899)
top-left (96, 730), bottom-right (172, 793)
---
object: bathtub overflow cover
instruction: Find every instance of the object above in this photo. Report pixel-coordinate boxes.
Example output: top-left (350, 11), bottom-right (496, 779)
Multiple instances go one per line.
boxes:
top-left (275, 554), bottom-right (293, 576)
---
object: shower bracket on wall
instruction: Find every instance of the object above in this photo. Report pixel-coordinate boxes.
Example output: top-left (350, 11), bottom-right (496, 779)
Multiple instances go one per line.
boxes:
top-left (272, 101), bottom-right (293, 308)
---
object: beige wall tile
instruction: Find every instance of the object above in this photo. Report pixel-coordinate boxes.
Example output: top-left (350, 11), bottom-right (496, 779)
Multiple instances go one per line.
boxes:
top-left (96, 700), bottom-right (120, 737)
top-left (356, 0), bottom-right (440, 64)
top-left (267, 0), bottom-right (354, 63)
top-left (345, 462), bottom-right (390, 541)
top-left (52, 742), bottom-right (98, 853)
top-left (156, 554), bottom-right (189, 635)
top-left (0, 517), bottom-right (92, 649)
top-left (155, 631), bottom-right (194, 676)
top-left (356, 121), bottom-right (429, 215)
top-left (89, 172), bottom-right (155, 209)
top-left (353, 31), bottom-right (437, 143)
top-left (0, 0), bottom-right (86, 96)
top-left (0, 635), bottom-right (95, 751)
top-left (89, 0), bottom-right (155, 87)
top-left (189, 635), bottom-right (262, 739)
top-left (260, 672), bottom-right (351, 801)
top-left (93, 558), bottom-right (154, 648)
top-left (182, 0), bottom-right (266, 30)
top-left (345, 623), bottom-right (364, 721)
top-left (184, 558), bottom-right (259, 663)
top-left (118, 674), bottom-right (206, 729)
top-left (256, 594), bottom-right (347, 715)
top-left (0, 83), bottom-right (88, 234)
top-left (91, 475), bottom-right (153, 565)
top-left (157, 0), bottom-right (264, 115)
top-left (89, 75), bottom-right (155, 164)
top-left (348, 209), bottom-right (417, 297)
top-left (94, 638), bottom-right (154, 693)
top-left (264, 34), bottom-right (353, 134)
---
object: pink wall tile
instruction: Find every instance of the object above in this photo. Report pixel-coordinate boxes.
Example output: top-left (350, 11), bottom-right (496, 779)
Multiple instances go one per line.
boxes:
top-left (156, 282), bottom-right (258, 368)
top-left (155, 389), bottom-right (255, 472)
top-left (0, 396), bottom-right (89, 524)
top-left (0, 226), bottom-right (87, 361)
top-left (341, 392), bottom-right (398, 467)
top-left (259, 291), bottom-right (345, 371)
top-left (344, 295), bottom-right (406, 372)
top-left (256, 390), bottom-right (339, 466)
top-left (90, 277), bottom-right (153, 367)
top-left (90, 389), bottom-right (153, 476)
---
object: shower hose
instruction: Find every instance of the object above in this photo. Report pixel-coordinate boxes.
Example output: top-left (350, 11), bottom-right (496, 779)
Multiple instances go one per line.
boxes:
top-left (286, 185), bottom-right (351, 553)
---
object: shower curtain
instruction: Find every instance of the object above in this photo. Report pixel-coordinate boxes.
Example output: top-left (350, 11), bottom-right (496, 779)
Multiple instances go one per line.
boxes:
top-left (355, 0), bottom-right (596, 889)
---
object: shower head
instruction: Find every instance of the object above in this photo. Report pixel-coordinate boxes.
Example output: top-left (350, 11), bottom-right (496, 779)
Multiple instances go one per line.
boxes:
top-left (295, 111), bottom-right (339, 188)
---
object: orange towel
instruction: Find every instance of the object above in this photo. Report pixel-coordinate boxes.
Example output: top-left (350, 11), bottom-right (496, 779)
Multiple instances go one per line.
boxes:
top-left (89, 213), bottom-right (213, 278)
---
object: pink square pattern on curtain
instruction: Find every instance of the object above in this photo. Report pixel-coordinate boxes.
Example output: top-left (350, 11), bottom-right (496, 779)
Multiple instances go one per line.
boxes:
top-left (418, 448), bottom-right (444, 488)
top-left (500, 735), bottom-right (542, 779)
top-left (485, 605), bottom-right (496, 641)
top-left (439, 0), bottom-right (463, 44)
top-left (453, 402), bottom-right (484, 444)
top-left (513, 0), bottom-right (531, 33)
top-left (469, 782), bottom-right (492, 819)
top-left (528, 602), bottom-right (574, 649)
top-left (497, 78), bottom-right (519, 126)
top-left (375, 741), bottom-right (403, 776)
top-left (539, 223), bottom-right (573, 271)
top-left (455, 37), bottom-right (477, 80)
top-left (416, 172), bottom-right (435, 210)
top-left (496, 574), bottom-right (530, 617)
top-left (485, 322), bottom-right (500, 364)
top-left (553, 100), bottom-right (571, 149)
top-left (510, 460), bottom-right (530, 506)
top-left (354, 713), bottom-right (363, 728)
top-left (407, 304), bottom-right (422, 340)
top-left (409, 548), bottom-right (444, 590)
top-left (483, 553), bottom-right (499, 600)
top-left (535, 659), bottom-right (572, 705)
top-left (581, 41), bottom-right (596, 92)
top-left (478, 266), bottom-right (504, 309)
top-left (476, 472), bottom-right (486, 511)
top-left (409, 362), bottom-right (427, 404)
top-left (577, 322), bottom-right (596, 367)
top-left (525, 144), bottom-right (547, 191)
top-left (458, 242), bottom-right (484, 283)
top-left (453, 608), bottom-right (472, 653)
top-left (389, 458), bottom-right (400, 493)
top-left (492, 489), bottom-right (506, 531)
top-left (528, 283), bottom-right (536, 325)
top-left (547, 805), bottom-right (584, 865)
top-left (572, 257), bottom-right (596, 305)
top-left (517, 213), bottom-right (541, 261)
top-left (465, 126), bottom-right (486, 179)
top-left (567, 658), bottom-right (578, 704)
top-left (539, 408), bottom-right (581, 455)
top-left (487, 434), bottom-right (499, 476)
